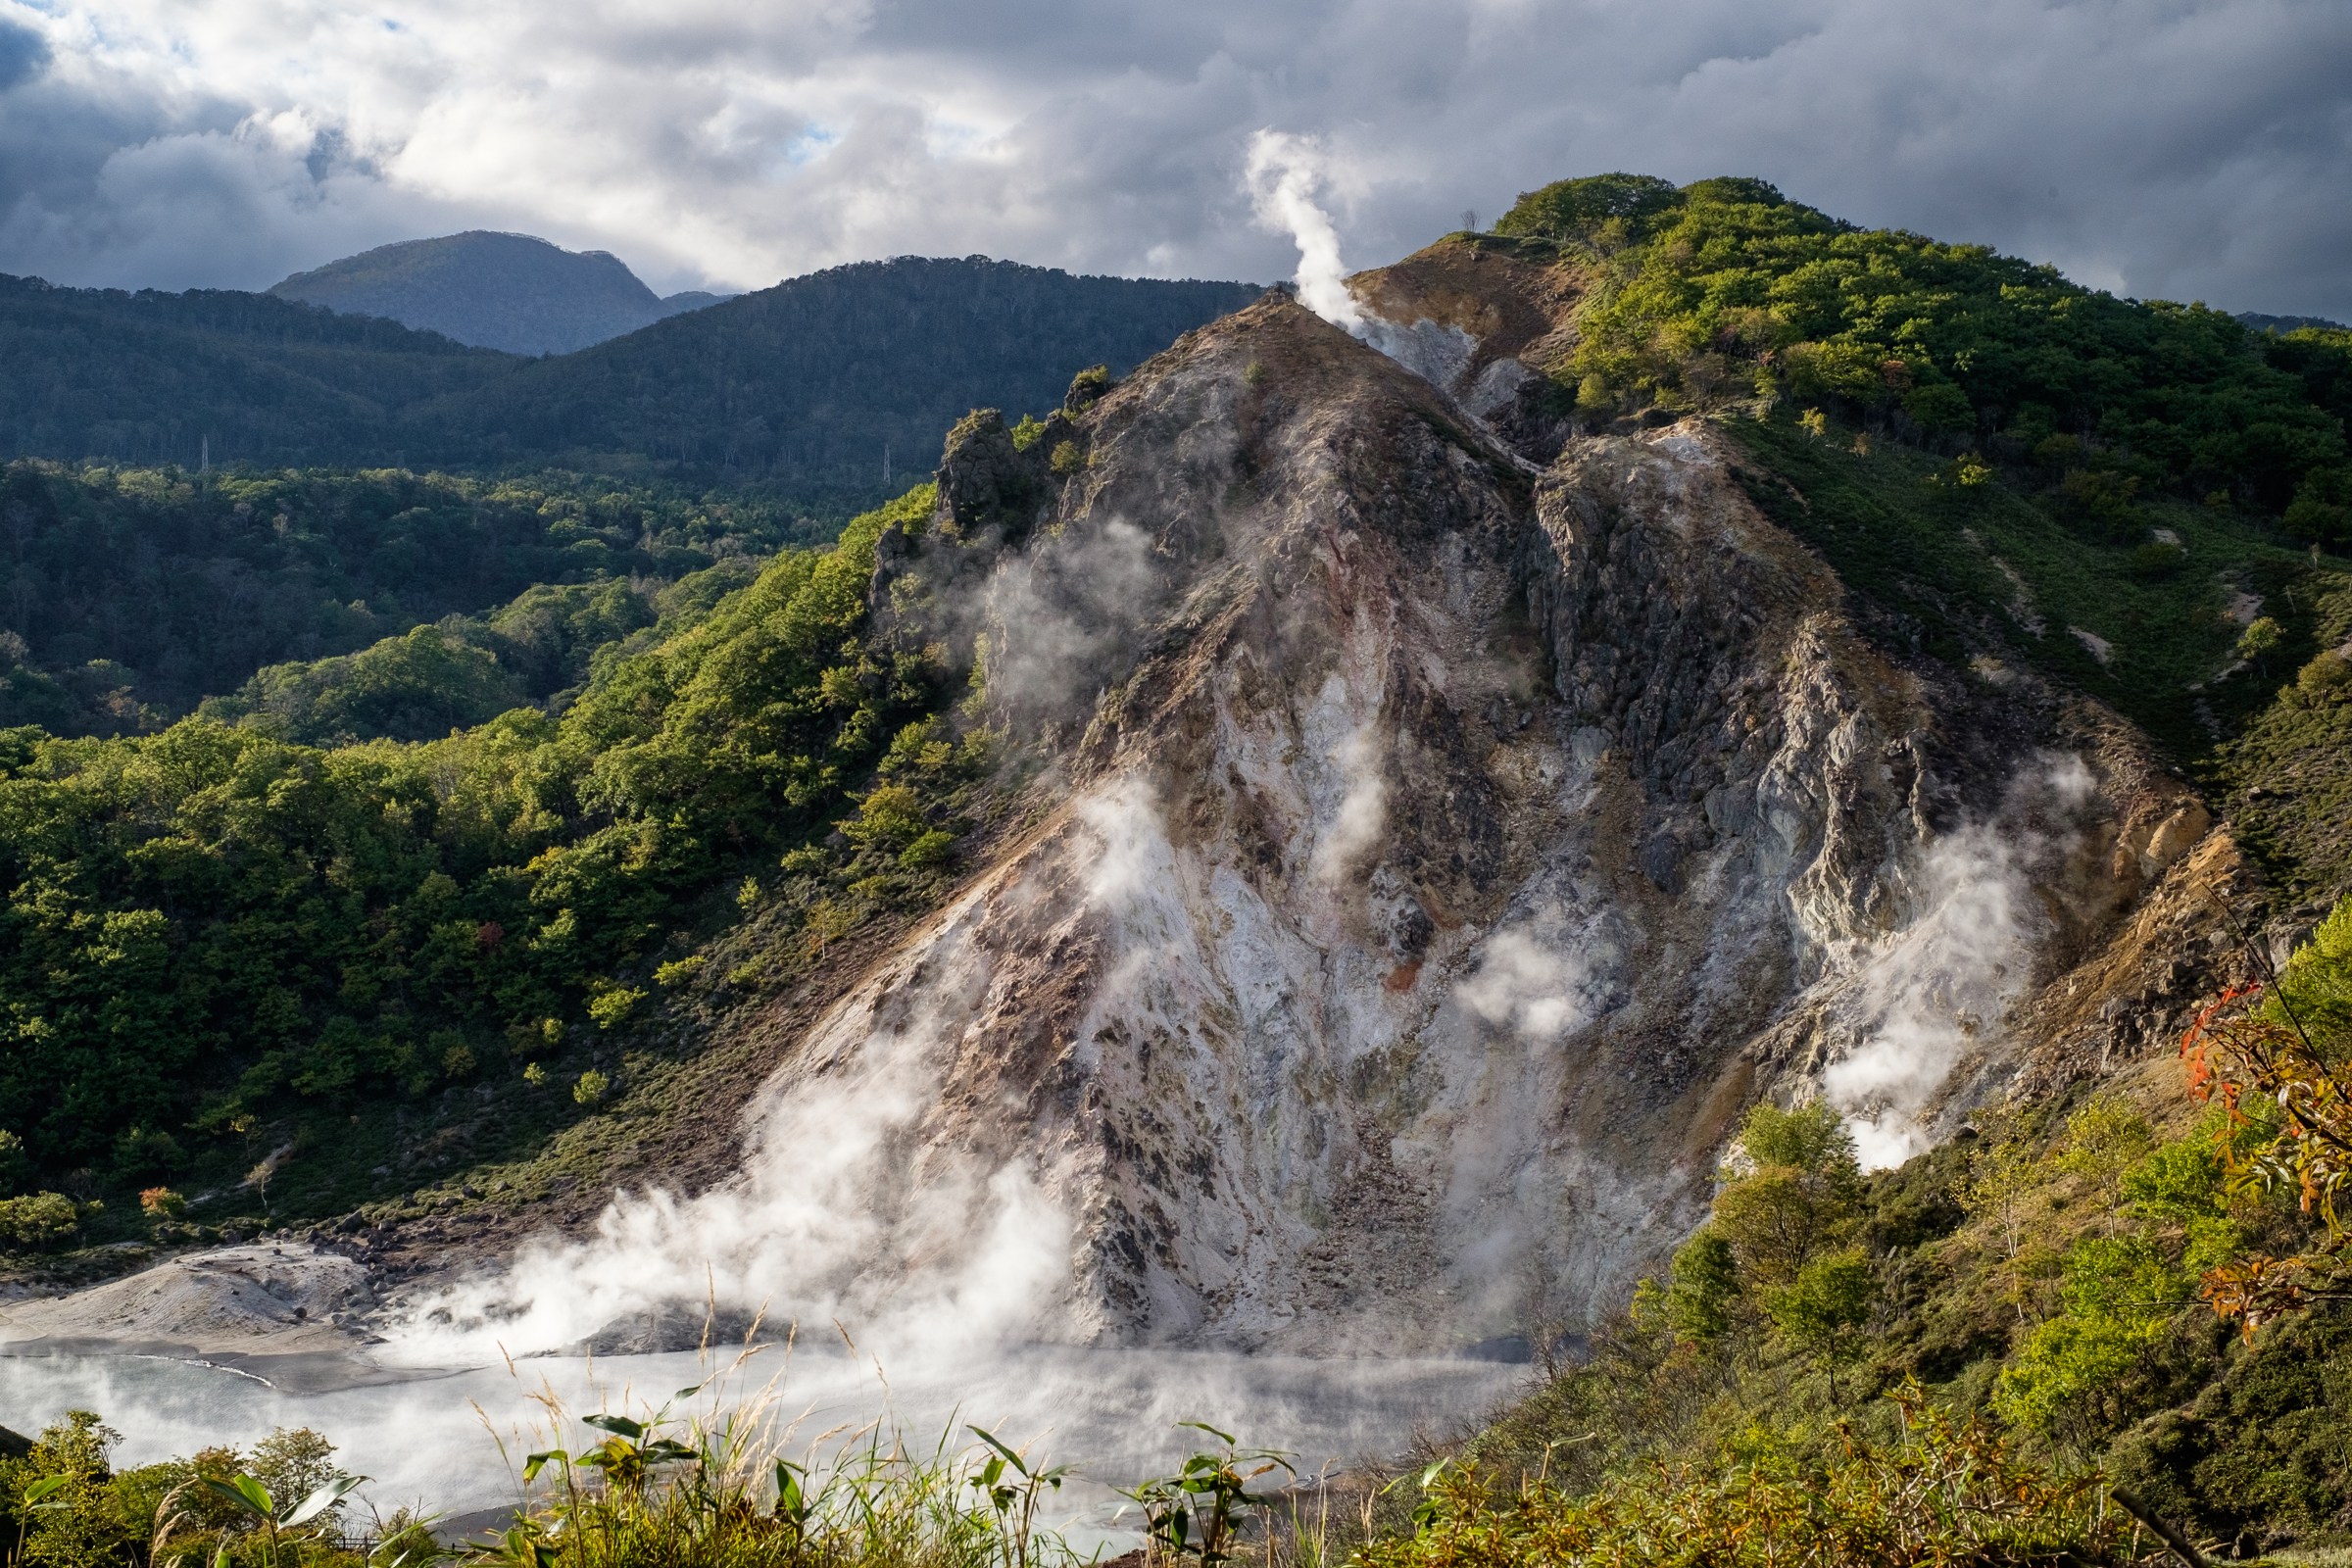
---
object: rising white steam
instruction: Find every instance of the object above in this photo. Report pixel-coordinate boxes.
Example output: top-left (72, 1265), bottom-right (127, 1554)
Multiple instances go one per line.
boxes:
top-left (1082, 773), bottom-right (1166, 906)
top-left (1243, 130), bottom-right (1363, 331)
top-left (1457, 929), bottom-right (1592, 1040)
top-left (379, 926), bottom-right (1072, 1366)
top-left (1819, 755), bottom-right (2098, 1167)
top-left (1309, 720), bottom-right (1388, 884)
top-left (382, 774), bottom-right (1193, 1369)
top-left (978, 518), bottom-right (1160, 725)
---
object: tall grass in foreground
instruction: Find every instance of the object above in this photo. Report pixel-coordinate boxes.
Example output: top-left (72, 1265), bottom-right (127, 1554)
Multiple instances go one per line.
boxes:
top-left (470, 1339), bottom-right (1093, 1568)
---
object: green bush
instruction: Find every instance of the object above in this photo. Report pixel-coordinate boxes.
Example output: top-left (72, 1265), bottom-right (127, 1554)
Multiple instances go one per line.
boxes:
top-left (0, 1192), bottom-right (81, 1250)
top-left (1663, 1229), bottom-right (1740, 1342)
top-left (899, 830), bottom-right (956, 870)
top-left (2295, 648), bottom-right (2351, 702)
top-left (585, 988), bottom-right (645, 1031)
top-left (2284, 463), bottom-right (2350, 541)
top-left (1063, 364), bottom-right (1110, 412)
top-left (2236, 613), bottom-right (2284, 665)
top-left (1763, 1248), bottom-right (1876, 1362)
top-left (1493, 172), bottom-right (1689, 244)
top-left (1363, 1384), bottom-right (2141, 1568)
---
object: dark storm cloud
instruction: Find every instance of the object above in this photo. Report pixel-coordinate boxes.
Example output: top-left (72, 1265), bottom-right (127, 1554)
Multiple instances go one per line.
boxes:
top-left (0, 0), bottom-right (2344, 318)
top-left (0, 14), bottom-right (47, 90)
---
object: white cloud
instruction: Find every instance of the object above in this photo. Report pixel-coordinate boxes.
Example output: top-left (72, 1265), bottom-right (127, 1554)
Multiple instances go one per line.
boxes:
top-left (0, 0), bottom-right (2342, 317)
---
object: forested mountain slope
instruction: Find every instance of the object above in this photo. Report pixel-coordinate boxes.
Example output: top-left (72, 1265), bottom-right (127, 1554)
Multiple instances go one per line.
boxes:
top-left (0, 273), bottom-right (514, 468)
top-left (0, 462), bottom-right (801, 735)
top-left (270, 230), bottom-right (724, 355)
top-left (394, 258), bottom-right (1263, 479)
top-left (0, 258), bottom-right (1259, 503)
top-left (0, 258), bottom-right (1261, 725)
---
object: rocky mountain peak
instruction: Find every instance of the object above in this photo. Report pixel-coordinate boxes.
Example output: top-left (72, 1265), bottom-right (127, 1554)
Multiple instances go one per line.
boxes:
top-left (456, 262), bottom-right (2234, 1364)
top-left (676, 277), bottom-right (2219, 1355)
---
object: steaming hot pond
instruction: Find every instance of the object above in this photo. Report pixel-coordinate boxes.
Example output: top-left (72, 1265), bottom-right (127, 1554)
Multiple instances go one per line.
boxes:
top-left (0, 1344), bottom-right (1530, 1544)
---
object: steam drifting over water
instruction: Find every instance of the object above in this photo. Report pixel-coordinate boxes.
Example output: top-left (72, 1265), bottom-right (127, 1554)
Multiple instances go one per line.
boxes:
top-left (0, 1344), bottom-right (1529, 1530)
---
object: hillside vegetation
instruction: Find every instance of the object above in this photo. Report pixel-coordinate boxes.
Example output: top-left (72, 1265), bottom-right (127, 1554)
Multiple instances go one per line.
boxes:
top-left (1480, 172), bottom-right (2352, 902)
top-left (269, 230), bottom-right (723, 355)
top-left (1427, 906), bottom-right (2352, 1550)
top-left (0, 461), bottom-right (818, 735)
top-left (1339, 171), bottom-right (2352, 1557)
top-left (0, 479), bottom-right (992, 1222)
top-left (1495, 172), bottom-right (2351, 532)
top-left (396, 258), bottom-right (1262, 480)
top-left (0, 273), bottom-right (512, 469)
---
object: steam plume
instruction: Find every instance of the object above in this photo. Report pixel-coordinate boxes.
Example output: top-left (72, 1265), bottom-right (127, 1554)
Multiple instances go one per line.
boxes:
top-left (1243, 130), bottom-right (1363, 331)
top-left (378, 917), bottom-right (1072, 1365)
top-left (1818, 755), bottom-right (2097, 1167)
top-left (1457, 929), bottom-right (1592, 1040)
top-left (1308, 718), bottom-right (1388, 884)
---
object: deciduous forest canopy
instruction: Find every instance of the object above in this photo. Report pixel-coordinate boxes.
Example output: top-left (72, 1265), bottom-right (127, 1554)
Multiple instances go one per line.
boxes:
top-left (1495, 172), bottom-right (2352, 530)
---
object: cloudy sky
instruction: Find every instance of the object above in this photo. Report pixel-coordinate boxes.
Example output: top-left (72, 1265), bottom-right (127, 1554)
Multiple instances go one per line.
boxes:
top-left (0, 0), bottom-right (2345, 317)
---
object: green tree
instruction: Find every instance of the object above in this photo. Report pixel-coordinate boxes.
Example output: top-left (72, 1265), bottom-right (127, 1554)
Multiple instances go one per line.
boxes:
top-left (1493, 172), bottom-right (1690, 244)
top-left (2236, 614), bottom-right (2284, 672)
top-left (1709, 1101), bottom-right (1863, 1288)
top-left (246, 1429), bottom-right (343, 1531)
top-left (1995, 1235), bottom-right (2178, 1453)
top-left (2056, 1092), bottom-right (2155, 1235)
top-left (1957, 1119), bottom-right (2039, 1322)
top-left (0, 1411), bottom-right (132, 1568)
top-left (1663, 1228), bottom-right (1741, 1342)
top-left (1762, 1247), bottom-right (1876, 1395)
top-left (0, 1194), bottom-right (81, 1250)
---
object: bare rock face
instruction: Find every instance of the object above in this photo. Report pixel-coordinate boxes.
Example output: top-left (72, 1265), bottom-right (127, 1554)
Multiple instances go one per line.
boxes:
top-left (1345, 237), bottom-right (1584, 461)
top-left (702, 289), bottom-right (2215, 1356)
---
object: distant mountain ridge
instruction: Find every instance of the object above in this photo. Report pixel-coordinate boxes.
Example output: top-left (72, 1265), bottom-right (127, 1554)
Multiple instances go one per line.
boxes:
top-left (0, 257), bottom-right (1261, 512)
top-left (268, 230), bottom-right (732, 356)
top-left (398, 256), bottom-right (1266, 477)
top-left (2237, 311), bottom-right (2348, 334)
top-left (0, 271), bottom-right (514, 469)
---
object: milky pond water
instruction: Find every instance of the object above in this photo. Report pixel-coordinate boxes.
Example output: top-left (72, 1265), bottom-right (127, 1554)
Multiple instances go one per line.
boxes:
top-left (0, 1343), bottom-right (1530, 1546)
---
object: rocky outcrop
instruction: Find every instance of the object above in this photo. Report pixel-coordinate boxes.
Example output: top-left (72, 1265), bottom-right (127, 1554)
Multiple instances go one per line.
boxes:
top-left (376, 264), bottom-right (2233, 1367)
top-left (1346, 237), bottom-right (1584, 461)
top-left (660, 288), bottom-right (2222, 1355)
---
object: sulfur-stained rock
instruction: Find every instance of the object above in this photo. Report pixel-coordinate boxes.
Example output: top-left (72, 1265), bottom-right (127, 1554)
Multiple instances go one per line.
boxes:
top-left (672, 288), bottom-right (2224, 1354)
